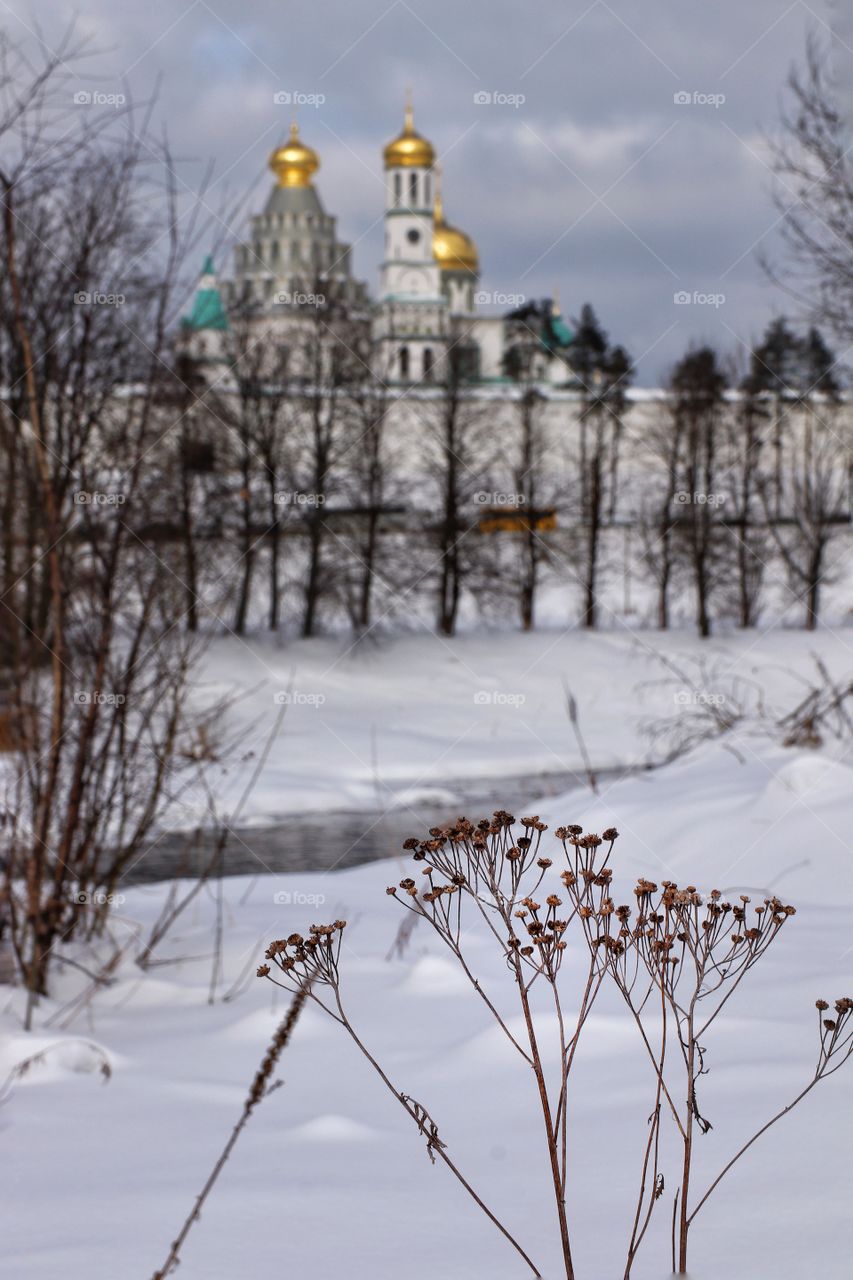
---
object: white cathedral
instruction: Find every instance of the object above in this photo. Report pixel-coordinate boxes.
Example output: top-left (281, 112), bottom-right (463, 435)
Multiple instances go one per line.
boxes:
top-left (179, 103), bottom-right (578, 389)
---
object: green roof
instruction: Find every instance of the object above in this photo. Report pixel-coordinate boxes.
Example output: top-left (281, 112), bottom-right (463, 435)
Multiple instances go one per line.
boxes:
top-left (550, 314), bottom-right (574, 347)
top-left (181, 256), bottom-right (229, 332)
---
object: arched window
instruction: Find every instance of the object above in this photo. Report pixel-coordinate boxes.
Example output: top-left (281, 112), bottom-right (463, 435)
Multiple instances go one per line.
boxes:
top-left (399, 346), bottom-right (410, 380)
top-left (424, 175), bottom-right (431, 208)
top-left (409, 172), bottom-right (418, 205)
top-left (394, 173), bottom-right (401, 206)
top-left (423, 347), bottom-right (433, 381)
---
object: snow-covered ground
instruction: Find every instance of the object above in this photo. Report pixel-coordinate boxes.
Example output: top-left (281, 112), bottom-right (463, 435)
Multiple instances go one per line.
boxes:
top-left (187, 624), bottom-right (853, 821)
top-left (3, 631), bottom-right (853, 1279)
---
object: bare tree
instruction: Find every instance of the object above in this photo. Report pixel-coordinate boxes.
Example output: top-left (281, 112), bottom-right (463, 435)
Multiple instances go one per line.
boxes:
top-left (669, 348), bottom-right (729, 638)
top-left (0, 32), bottom-right (225, 1017)
top-left (638, 401), bottom-right (689, 631)
top-left (289, 290), bottom-right (369, 637)
top-left (762, 397), bottom-right (850, 629)
top-left (209, 321), bottom-right (293, 636)
top-left (423, 338), bottom-right (495, 636)
top-left (334, 349), bottom-right (408, 634)
top-left (769, 34), bottom-right (853, 348)
top-left (511, 387), bottom-right (551, 631)
top-left (720, 368), bottom-right (769, 628)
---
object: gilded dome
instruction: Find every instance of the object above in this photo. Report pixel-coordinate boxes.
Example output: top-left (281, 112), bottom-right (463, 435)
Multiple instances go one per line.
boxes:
top-left (432, 190), bottom-right (478, 274)
top-left (383, 103), bottom-right (436, 170)
top-left (269, 123), bottom-right (320, 188)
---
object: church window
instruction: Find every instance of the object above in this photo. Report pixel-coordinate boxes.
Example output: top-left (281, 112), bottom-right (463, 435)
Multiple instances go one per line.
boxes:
top-left (394, 173), bottom-right (401, 206)
top-left (424, 176), bottom-right (431, 207)
top-left (407, 228), bottom-right (420, 245)
top-left (409, 172), bottom-right (418, 205)
top-left (423, 348), bottom-right (433, 381)
top-left (399, 346), bottom-right (409, 379)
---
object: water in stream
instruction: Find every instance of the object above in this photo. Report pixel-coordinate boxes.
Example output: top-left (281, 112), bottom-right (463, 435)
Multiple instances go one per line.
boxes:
top-left (123, 766), bottom-right (640, 884)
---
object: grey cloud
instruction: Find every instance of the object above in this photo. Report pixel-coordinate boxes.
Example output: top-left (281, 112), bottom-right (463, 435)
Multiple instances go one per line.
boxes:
top-left (18, 0), bottom-right (836, 379)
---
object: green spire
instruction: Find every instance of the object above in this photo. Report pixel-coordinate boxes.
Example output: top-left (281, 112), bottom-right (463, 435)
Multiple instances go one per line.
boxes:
top-left (549, 313), bottom-right (574, 348)
top-left (545, 294), bottom-right (573, 350)
top-left (181, 255), bottom-right (229, 332)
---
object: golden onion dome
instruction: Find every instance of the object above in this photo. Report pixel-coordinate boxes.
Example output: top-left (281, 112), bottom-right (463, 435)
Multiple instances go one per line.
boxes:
top-left (268, 122), bottom-right (320, 188)
top-left (432, 189), bottom-right (479, 274)
top-left (383, 102), bottom-right (436, 170)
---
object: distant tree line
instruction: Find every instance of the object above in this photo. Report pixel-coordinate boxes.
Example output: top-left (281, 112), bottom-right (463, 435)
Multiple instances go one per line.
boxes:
top-left (154, 303), bottom-right (850, 643)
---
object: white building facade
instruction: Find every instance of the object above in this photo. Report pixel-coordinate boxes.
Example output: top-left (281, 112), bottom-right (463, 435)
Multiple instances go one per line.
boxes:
top-left (179, 104), bottom-right (578, 391)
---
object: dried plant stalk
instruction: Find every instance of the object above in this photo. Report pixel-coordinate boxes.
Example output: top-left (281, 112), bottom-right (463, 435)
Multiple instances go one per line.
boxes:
top-left (259, 814), bottom-right (853, 1279)
top-left (259, 918), bottom-right (542, 1277)
top-left (151, 981), bottom-right (310, 1280)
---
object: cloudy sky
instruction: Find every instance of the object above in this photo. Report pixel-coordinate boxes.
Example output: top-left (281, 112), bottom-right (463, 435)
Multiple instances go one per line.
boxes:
top-left (10, 0), bottom-right (847, 381)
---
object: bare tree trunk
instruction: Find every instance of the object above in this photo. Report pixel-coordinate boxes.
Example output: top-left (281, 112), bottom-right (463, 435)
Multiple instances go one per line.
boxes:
top-left (234, 452), bottom-right (255, 636)
top-left (358, 507), bottom-right (380, 630)
top-left (582, 453), bottom-right (601, 629)
top-left (268, 475), bottom-right (281, 632)
top-left (178, 440), bottom-right (199, 633)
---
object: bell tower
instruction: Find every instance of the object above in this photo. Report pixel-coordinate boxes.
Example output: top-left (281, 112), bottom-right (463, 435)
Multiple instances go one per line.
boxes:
top-left (376, 97), bottom-right (447, 383)
top-left (380, 99), bottom-right (442, 302)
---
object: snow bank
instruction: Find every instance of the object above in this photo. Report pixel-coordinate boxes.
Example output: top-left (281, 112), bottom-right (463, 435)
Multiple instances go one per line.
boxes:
top-left (2, 736), bottom-right (852, 1279)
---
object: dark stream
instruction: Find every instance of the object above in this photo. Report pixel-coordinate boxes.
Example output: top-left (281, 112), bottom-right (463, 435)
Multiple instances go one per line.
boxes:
top-left (123, 766), bottom-right (640, 885)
